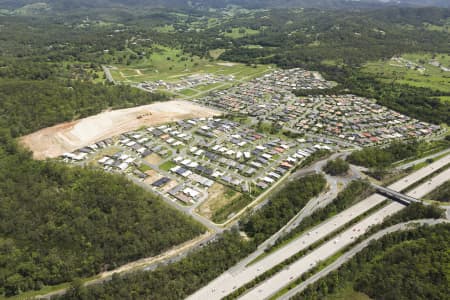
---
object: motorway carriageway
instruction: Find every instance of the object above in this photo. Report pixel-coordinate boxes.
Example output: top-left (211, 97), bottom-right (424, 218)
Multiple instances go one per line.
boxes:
top-left (239, 163), bottom-right (450, 300)
top-left (187, 154), bottom-right (449, 300)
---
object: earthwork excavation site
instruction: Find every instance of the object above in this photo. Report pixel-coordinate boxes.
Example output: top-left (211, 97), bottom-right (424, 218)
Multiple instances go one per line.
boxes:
top-left (20, 100), bottom-right (221, 159)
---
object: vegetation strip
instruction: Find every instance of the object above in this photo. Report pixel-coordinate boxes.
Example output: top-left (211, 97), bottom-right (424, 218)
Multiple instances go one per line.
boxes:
top-left (270, 201), bottom-right (446, 299)
top-left (248, 180), bottom-right (373, 265)
top-left (290, 223), bottom-right (450, 300)
top-left (224, 200), bottom-right (389, 299)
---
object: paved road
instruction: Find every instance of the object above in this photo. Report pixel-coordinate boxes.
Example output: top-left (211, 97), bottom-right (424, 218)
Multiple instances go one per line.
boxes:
top-left (102, 65), bottom-right (115, 84)
top-left (237, 166), bottom-right (449, 300)
top-left (396, 148), bottom-right (450, 170)
top-left (278, 218), bottom-right (449, 300)
top-left (186, 154), bottom-right (362, 299)
top-left (374, 167), bottom-right (450, 205)
top-left (128, 175), bottom-right (223, 233)
top-left (187, 154), bottom-right (450, 300)
top-left (407, 167), bottom-right (450, 199)
top-left (388, 154), bottom-right (450, 192)
top-left (37, 231), bottom-right (215, 300)
top-left (187, 192), bottom-right (391, 300)
top-left (442, 205), bottom-right (450, 219)
top-left (238, 202), bottom-right (405, 300)
top-left (226, 153), bottom-right (352, 270)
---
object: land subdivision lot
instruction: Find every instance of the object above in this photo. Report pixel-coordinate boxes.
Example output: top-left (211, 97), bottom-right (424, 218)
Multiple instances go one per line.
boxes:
top-left (20, 100), bottom-right (221, 159)
top-left (196, 183), bottom-right (242, 219)
top-left (57, 116), bottom-right (336, 221)
top-left (198, 68), bottom-right (442, 146)
top-left (108, 45), bottom-right (272, 97)
top-left (362, 53), bottom-right (450, 94)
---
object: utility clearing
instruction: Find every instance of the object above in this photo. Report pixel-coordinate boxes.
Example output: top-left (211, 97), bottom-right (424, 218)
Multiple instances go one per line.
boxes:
top-left (20, 100), bottom-right (221, 159)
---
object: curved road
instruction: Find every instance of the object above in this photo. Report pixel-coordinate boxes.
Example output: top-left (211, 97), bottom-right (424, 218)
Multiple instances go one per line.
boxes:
top-left (278, 218), bottom-right (449, 300)
top-left (187, 154), bottom-right (450, 300)
top-left (236, 156), bottom-right (450, 300)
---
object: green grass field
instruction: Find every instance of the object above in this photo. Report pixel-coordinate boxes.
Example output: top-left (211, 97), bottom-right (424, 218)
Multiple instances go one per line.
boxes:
top-left (223, 27), bottom-right (260, 39)
top-left (209, 48), bottom-right (226, 59)
top-left (153, 24), bottom-right (176, 33)
top-left (423, 20), bottom-right (450, 33)
top-left (439, 96), bottom-right (450, 103)
top-left (362, 53), bottom-right (450, 95)
top-left (159, 160), bottom-right (177, 172)
top-left (178, 88), bottom-right (199, 97)
top-left (109, 45), bottom-right (272, 98)
top-left (323, 284), bottom-right (371, 300)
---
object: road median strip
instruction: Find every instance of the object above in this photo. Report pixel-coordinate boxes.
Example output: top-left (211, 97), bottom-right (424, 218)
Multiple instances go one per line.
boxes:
top-left (223, 200), bottom-right (388, 299)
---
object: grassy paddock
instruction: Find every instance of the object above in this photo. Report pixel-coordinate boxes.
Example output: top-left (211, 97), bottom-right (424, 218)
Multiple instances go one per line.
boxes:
top-left (362, 52), bottom-right (450, 94)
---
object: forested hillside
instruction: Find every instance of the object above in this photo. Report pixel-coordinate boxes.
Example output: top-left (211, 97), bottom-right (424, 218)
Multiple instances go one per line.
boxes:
top-left (53, 184), bottom-right (447, 300)
top-left (242, 174), bottom-right (327, 244)
top-left (1, 0), bottom-right (448, 11)
top-left (0, 3), bottom-right (448, 298)
top-left (0, 133), bottom-right (205, 296)
top-left (0, 80), bottom-right (165, 136)
top-left (54, 174), bottom-right (327, 300)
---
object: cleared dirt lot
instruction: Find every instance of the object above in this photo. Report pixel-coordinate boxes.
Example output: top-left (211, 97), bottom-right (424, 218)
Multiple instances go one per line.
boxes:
top-left (144, 153), bottom-right (163, 165)
top-left (20, 100), bottom-right (221, 159)
top-left (197, 183), bottom-right (242, 220)
top-left (143, 170), bottom-right (163, 184)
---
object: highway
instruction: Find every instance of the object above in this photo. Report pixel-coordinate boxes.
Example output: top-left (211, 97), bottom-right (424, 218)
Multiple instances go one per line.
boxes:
top-left (387, 153), bottom-right (450, 192)
top-left (278, 219), bottom-right (449, 300)
top-left (373, 184), bottom-right (422, 205)
top-left (38, 151), bottom-right (448, 300)
top-left (234, 153), bottom-right (352, 268)
top-left (238, 202), bottom-right (405, 300)
top-left (407, 167), bottom-right (450, 199)
top-left (237, 162), bottom-right (449, 300)
top-left (374, 166), bottom-right (450, 205)
top-left (187, 153), bottom-right (450, 300)
top-left (396, 148), bottom-right (450, 170)
top-left (187, 194), bottom-right (390, 300)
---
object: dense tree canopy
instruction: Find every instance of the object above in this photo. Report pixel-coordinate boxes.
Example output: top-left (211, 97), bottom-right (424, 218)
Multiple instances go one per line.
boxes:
top-left (426, 180), bottom-right (450, 202)
top-left (53, 174), bottom-right (327, 300)
top-left (0, 4), bottom-right (448, 298)
top-left (241, 174), bottom-right (327, 244)
top-left (347, 141), bottom-right (419, 168)
top-left (323, 158), bottom-right (350, 175)
top-left (270, 180), bottom-right (372, 250)
top-left (57, 230), bottom-right (255, 300)
top-left (0, 135), bottom-right (205, 296)
top-left (0, 80), bottom-right (166, 137)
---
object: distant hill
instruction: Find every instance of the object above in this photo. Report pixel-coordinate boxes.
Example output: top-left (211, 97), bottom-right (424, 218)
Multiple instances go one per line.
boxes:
top-left (0, 0), bottom-right (448, 12)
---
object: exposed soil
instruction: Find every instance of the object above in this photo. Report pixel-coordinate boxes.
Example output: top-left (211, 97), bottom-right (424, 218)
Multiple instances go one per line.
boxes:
top-left (144, 153), bottom-right (163, 165)
top-left (197, 183), bottom-right (241, 219)
top-left (20, 100), bottom-right (221, 159)
top-left (143, 170), bottom-right (163, 184)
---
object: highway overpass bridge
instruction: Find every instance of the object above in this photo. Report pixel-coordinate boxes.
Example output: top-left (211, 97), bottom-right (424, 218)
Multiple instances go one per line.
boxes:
top-left (372, 184), bottom-right (422, 206)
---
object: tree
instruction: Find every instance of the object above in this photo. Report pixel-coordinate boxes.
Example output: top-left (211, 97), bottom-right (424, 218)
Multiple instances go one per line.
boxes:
top-left (323, 158), bottom-right (349, 175)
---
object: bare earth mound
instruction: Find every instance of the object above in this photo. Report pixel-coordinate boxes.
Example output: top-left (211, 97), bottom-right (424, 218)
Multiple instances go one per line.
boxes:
top-left (20, 100), bottom-right (221, 159)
